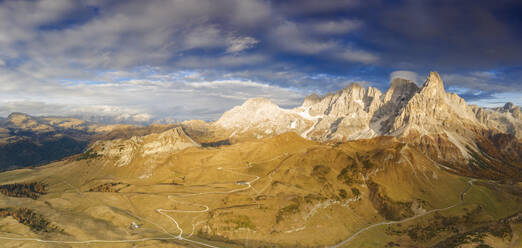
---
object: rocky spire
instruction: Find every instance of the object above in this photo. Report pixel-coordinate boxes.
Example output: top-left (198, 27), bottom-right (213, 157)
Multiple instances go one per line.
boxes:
top-left (419, 71), bottom-right (445, 98)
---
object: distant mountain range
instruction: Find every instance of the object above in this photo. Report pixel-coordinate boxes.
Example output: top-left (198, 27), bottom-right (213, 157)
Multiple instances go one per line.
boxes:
top-left (0, 113), bottom-right (176, 171)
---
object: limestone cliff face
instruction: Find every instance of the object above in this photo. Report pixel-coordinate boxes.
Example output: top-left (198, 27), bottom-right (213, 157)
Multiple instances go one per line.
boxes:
top-left (306, 83), bottom-right (383, 141)
top-left (371, 78), bottom-right (419, 134)
top-left (389, 72), bottom-right (478, 136)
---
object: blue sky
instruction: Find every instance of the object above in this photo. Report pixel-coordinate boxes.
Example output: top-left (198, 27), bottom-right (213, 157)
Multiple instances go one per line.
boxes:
top-left (0, 0), bottom-right (520, 122)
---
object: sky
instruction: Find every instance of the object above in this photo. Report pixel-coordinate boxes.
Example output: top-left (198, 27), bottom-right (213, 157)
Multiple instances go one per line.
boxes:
top-left (0, 0), bottom-right (521, 123)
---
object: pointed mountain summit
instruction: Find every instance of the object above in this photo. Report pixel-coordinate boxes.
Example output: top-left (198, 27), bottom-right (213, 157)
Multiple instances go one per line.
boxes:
top-left (419, 71), bottom-right (445, 97)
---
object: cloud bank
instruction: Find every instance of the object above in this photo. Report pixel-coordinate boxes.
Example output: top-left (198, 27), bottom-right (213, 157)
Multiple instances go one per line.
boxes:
top-left (0, 0), bottom-right (520, 121)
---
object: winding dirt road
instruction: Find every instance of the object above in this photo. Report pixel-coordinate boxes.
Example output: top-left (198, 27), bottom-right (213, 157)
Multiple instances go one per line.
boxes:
top-left (0, 155), bottom-right (275, 247)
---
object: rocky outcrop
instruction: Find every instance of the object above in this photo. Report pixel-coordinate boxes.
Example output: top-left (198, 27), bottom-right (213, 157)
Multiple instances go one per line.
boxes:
top-left (91, 126), bottom-right (200, 168)
top-left (472, 102), bottom-right (522, 139)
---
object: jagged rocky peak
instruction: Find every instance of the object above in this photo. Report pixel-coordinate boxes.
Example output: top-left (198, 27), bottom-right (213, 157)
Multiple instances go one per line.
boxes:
top-left (308, 82), bottom-right (384, 117)
top-left (384, 78), bottom-right (419, 104)
top-left (503, 102), bottom-right (515, 110)
top-left (302, 93), bottom-right (321, 107)
top-left (419, 71), bottom-right (445, 97)
top-left (497, 102), bottom-right (520, 114)
top-left (339, 83), bottom-right (367, 98)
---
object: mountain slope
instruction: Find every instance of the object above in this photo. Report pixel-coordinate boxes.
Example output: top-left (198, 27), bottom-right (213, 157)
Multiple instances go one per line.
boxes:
top-left (0, 133), bottom-right (520, 248)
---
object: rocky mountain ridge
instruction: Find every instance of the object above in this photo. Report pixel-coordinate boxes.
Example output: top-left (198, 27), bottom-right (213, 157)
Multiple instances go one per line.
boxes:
top-left (210, 72), bottom-right (522, 179)
top-left (214, 72), bottom-right (520, 141)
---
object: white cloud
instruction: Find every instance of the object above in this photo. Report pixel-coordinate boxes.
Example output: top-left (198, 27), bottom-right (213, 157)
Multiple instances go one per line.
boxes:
top-left (183, 25), bottom-right (225, 50)
top-left (337, 49), bottom-right (378, 64)
top-left (271, 21), bottom-right (378, 63)
top-left (310, 19), bottom-right (363, 35)
top-left (0, 77), bottom-right (305, 121)
top-left (176, 54), bottom-right (268, 68)
top-left (272, 21), bottom-right (337, 54)
top-left (226, 36), bottom-right (259, 53)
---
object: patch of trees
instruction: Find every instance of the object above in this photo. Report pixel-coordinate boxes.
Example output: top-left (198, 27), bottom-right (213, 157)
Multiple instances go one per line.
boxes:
top-left (385, 207), bottom-right (520, 246)
top-left (337, 160), bottom-right (362, 186)
top-left (0, 182), bottom-right (47, 199)
top-left (88, 182), bottom-right (129, 192)
top-left (201, 139), bottom-right (231, 147)
top-left (76, 149), bottom-right (101, 161)
top-left (312, 164), bottom-right (331, 183)
top-left (0, 207), bottom-right (61, 233)
top-left (431, 210), bottom-right (520, 248)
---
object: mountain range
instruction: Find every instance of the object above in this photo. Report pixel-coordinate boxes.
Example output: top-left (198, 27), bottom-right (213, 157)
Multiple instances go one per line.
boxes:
top-left (0, 72), bottom-right (521, 248)
top-left (181, 72), bottom-right (522, 180)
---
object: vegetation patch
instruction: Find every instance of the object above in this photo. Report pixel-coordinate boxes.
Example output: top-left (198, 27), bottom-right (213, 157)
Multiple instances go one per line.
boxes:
top-left (225, 215), bottom-right (256, 230)
top-left (304, 194), bottom-right (327, 204)
top-left (431, 211), bottom-right (520, 248)
top-left (201, 139), bottom-right (231, 147)
top-left (337, 158), bottom-right (363, 186)
top-left (88, 182), bottom-right (130, 192)
top-left (351, 187), bottom-right (361, 198)
top-left (386, 207), bottom-right (521, 247)
top-left (0, 182), bottom-right (47, 199)
top-left (312, 164), bottom-right (330, 183)
top-left (76, 149), bottom-right (101, 161)
top-left (276, 201), bottom-right (300, 224)
top-left (339, 189), bottom-right (347, 199)
top-left (0, 207), bottom-right (62, 233)
top-left (367, 180), bottom-right (413, 221)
